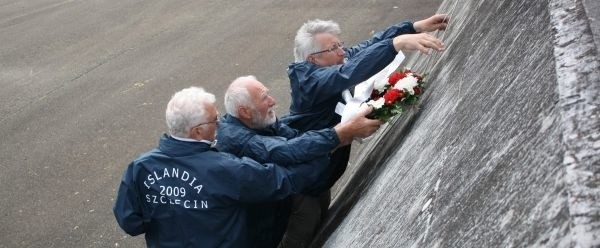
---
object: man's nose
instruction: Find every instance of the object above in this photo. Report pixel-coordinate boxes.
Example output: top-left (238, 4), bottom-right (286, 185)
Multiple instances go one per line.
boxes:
top-left (268, 96), bottom-right (276, 106)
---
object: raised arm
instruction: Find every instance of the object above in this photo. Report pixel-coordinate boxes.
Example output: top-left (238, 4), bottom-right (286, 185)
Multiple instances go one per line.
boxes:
top-left (242, 108), bottom-right (382, 164)
top-left (298, 39), bottom-right (399, 101)
top-left (243, 128), bottom-right (339, 164)
top-left (344, 21), bottom-right (416, 58)
top-left (345, 13), bottom-right (449, 58)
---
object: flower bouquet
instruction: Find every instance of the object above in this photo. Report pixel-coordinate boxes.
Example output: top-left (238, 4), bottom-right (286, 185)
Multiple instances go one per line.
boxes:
top-left (366, 68), bottom-right (426, 122)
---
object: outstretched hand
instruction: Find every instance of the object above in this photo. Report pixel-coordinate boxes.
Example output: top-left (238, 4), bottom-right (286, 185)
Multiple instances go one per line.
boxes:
top-left (334, 106), bottom-right (383, 145)
top-left (392, 33), bottom-right (445, 55)
top-left (413, 14), bottom-right (450, 33)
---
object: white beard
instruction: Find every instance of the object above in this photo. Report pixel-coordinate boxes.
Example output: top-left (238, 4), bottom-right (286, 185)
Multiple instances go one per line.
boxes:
top-left (251, 108), bottom-right (276, 129)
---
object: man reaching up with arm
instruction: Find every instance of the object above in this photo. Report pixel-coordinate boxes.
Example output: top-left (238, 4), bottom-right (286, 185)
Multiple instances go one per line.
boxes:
top-left (280, 14), bottom-right (449, 247)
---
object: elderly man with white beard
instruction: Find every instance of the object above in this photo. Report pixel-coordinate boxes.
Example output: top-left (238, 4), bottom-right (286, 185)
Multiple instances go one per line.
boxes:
top-left (215, 75), bottom-right (382, 248)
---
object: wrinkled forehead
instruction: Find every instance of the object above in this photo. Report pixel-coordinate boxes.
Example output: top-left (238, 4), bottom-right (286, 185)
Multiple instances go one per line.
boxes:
top-left (246, 80), bottom-right (269, 99)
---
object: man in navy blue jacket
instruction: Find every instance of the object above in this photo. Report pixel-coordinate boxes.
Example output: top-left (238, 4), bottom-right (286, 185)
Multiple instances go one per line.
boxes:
top-left (279, 15), bottom-right (449, 246)
top-left (113, 86), bottom-right (374, 247)
top-left (216, 76), bottom-right (381, 247)
top-left (283, 14), bottom-right (449, 187)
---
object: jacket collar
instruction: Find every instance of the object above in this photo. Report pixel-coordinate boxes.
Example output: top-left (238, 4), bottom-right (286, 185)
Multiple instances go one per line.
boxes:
top-left (221, 114), bottom-right (279, 136)
top-left (222, 113), bottom-right (250, 128)
top-left (158, 134), bottom-right (213, 156)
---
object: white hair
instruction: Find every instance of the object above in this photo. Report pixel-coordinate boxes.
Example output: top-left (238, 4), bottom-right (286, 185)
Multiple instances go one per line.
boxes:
top-left (293, 19), bottom-right (341, 62)
top-left (165, 86), bottom-right (216, 138)
top-left (224, 75), bottom-right (255, 117)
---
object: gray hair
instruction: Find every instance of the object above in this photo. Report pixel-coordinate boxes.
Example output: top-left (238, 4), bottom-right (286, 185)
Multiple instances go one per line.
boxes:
top-left (165, 86), bottom-right (216, 138)
top-left (224, 75), bottom-right (255, 117)
top-left (293, 19), bottom-right (341, 62)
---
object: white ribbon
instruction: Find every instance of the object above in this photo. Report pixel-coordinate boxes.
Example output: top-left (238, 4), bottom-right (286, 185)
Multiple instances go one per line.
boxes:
top-left (335, 52), bottom-right (405, 123)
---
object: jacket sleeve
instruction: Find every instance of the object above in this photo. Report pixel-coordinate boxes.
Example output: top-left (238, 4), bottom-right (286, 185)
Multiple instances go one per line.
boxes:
top-left (113, 163), bottom-right (146, 236)
top-left (243, 128), bottom-right (340, 164)
top-left (272, 120), bottom-right (301, 139)
top-left (305, 39), bottom-right (399, 101)
top-left (344, 21), bottom-right (417, 58)
top-left (231, 155), bottom-right (331, 202)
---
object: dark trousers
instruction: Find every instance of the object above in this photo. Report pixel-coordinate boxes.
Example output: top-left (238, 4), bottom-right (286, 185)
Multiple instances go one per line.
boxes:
top-left (278, 190), bottom-right (331, 248)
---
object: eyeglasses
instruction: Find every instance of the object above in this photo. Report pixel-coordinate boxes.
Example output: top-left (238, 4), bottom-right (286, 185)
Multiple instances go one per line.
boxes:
top-left (192, 116), bottom-right (220, 129)
top-left (310, 41), bottom-right (344, 55)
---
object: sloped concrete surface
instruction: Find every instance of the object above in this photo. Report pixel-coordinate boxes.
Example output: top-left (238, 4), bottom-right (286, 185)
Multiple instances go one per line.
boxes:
top-left (317, 0), bottom-right (599, 247)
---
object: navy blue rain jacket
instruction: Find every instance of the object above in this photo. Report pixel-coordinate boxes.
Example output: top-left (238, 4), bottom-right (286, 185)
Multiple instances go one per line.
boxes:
top-left (216, 114), bottom-right (339, 168)
top-left (216, 114), bottom-right (340, 247)
top-left (281, 21), bottom-right (416, 186)
top-left (113, 134), bottom-right (330, 248)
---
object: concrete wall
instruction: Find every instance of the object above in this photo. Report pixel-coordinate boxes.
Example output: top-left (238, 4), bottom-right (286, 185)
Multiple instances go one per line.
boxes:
top-left (318, 0), bottom-right (599, 247)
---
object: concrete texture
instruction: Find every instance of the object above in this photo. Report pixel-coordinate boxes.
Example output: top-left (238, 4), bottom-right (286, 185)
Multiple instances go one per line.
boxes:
top-left (0, 0), bottom-right (440, 247)
top-left (550, 0), bottom-right (600, 246)
top-left (316, 0), bottom-right (599, 247)
top-left (583, 0), bottom-right (600, 55)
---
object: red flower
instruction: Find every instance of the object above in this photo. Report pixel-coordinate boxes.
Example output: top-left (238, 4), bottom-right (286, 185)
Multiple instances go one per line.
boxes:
top-left (413, 86), bottom-right (421, 95)
top-left (383, 89), bottom-right (404, 105)
top-left (388, 72), bottom-right (403, 86)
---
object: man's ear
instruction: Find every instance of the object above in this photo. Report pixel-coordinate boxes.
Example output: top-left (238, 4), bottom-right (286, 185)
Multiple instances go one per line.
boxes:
top-left (188, 126), bottom-right (201, 140)
top-left (307, 55), bottom-right (316, 63)
top-left (238, 106), bottom-right (252, 120)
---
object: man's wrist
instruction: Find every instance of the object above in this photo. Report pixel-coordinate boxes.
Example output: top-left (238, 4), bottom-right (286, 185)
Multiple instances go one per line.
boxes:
top-left (333, 124), bottom-right (351, 145)
top-left (412, 21), bottom-right (422, 33)
top-left (387, 38), bottom-right (399, 53)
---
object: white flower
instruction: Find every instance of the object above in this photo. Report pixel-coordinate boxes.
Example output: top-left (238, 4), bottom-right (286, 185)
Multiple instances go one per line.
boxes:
top-left (373, 79), bottom-right (388, 92)
top-left (394, 75), bottom-right (418, 94)
top-left (366, 98), bottom-right (385, 109)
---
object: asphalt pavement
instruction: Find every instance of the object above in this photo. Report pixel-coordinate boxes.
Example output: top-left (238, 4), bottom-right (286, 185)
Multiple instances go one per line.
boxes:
top-left (0, 1), bottom-right (439, 246)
